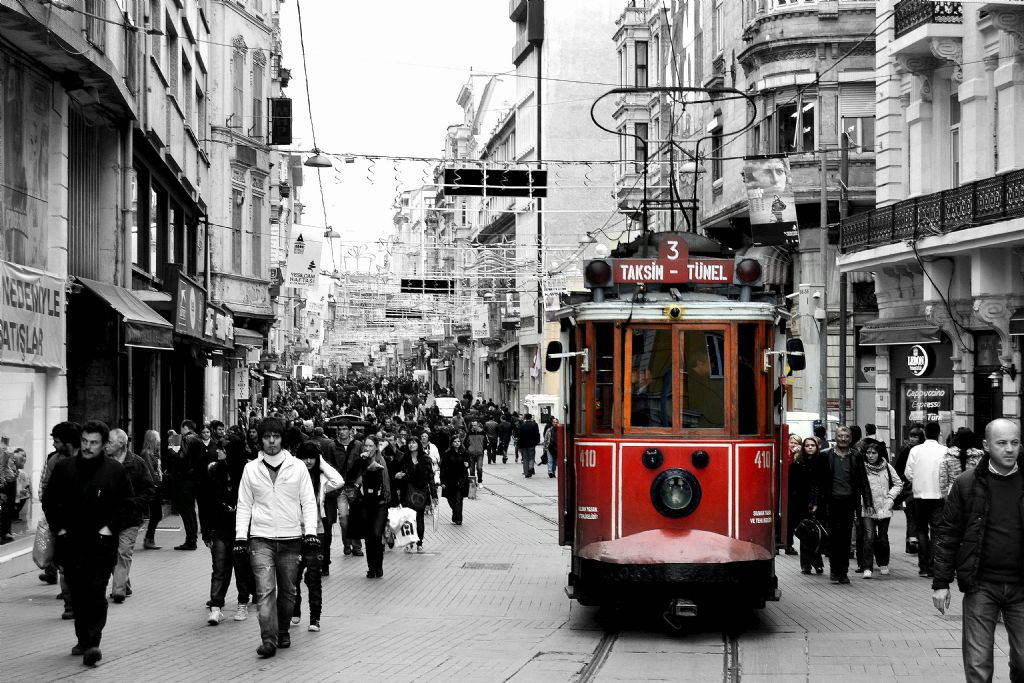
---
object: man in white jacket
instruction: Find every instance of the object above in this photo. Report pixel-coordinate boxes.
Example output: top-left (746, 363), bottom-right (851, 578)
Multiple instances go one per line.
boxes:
top-left (904, 420), bottom-right (947, 579)
top-left (234, 417), bottom-right (318, 658)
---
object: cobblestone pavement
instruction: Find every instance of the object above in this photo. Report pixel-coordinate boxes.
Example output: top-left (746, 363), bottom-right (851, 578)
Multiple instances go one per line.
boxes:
top-left (0, 457), bottom-right (1016, 682)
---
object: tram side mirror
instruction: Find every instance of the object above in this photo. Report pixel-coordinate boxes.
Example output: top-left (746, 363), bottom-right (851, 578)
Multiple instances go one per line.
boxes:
top-left (786, 338), bottom-right (806, 372)
top-left (545, 341), bottom-right (564, 372)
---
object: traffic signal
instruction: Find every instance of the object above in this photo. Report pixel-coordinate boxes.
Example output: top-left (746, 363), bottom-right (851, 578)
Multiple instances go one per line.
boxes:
top-left (733, 257), bottom-right (764, 287)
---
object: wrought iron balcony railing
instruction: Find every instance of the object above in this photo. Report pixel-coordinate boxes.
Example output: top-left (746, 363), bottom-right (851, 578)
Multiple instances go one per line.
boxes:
top-left (893, 0), bottom-right (962, 39)
top-left (840, 170), bottom-right (1024, 252)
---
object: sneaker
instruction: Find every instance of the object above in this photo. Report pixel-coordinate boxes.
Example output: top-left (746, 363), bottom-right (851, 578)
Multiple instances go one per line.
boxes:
top-left (308, 620), bottom-right (320, 632)
top-left (838, 575), bottom-right (851, 584)
top-left (290, 615), bottom-right (300, 626)
top-left (174, 543), bottom-right (197, 551)
top-left (256, 641), bottom-right (276, 658)
top-left (879, 566), bottom-right (890, 575)
top-left (277, 632), bottom-right (291, 649)
top-left (207, 607), bottom-right (224, 625)
top-left (82, 646), bottom-right (102, 666)
top-left (829, 575), bottom-right (839, 584)
top-left (143, 538), bottom-right (161, 550)
top-left (918, 570), bottom-right (930, 577)
top-left (416, 543), bottom-right (423, 553)
top-left (233, 603), bottom-right (249, 621)
top-left (863, 569), bottom-right (873, 579)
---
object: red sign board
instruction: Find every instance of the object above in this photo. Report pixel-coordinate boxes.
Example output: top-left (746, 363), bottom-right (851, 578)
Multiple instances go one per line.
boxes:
top-left (610, 236), bottom-right (734, 285)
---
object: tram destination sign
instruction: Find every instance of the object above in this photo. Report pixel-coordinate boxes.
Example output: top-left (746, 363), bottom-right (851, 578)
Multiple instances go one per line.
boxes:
top-left (609, 237), bottom-right (734, 285)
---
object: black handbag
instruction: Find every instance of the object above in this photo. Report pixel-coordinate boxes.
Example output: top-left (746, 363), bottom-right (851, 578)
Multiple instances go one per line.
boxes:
top-left (793, 517), bottom-right (829, 555)
top-left (407, 486), bottom-right (429, 512)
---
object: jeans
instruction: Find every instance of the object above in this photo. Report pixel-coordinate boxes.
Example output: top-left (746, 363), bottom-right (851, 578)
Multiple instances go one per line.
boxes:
top-left (173, 478), bottom-right (199, 546)
top-left (860, 517), bottom-right (891, 570)
top-left (208, 529), bottom-right (253, 608)
top-left (469, 455), bottom-right (484, 483)
top-left (914, 498), bottom-right (944, 575)
top-left (521, 446), bottom-right (536, 477)
top-left (498, 439), bottom-right (510, 461)
top-left (337, 490), bottom-right (360, 551)
top-left (486, 437), bottom-right (497, 464)
top-left (962, 581), bottom-right (1024, 683)
top-left (110, 525), bottom-right (139, 598)
top-left (145, 498), bottom-right (162, 541)
top-left (827, 496), bottom-right (856, 578)
top-left (547, 450), bottom-right (557, 476)
top-left (60, 534), bottom-right (117, 649)
top-left (293, 535), bottom-right (323, 622)
top-left (249, 538), bottom-right (302, 647)
top-left (904, 498), bottom-right (918, 546)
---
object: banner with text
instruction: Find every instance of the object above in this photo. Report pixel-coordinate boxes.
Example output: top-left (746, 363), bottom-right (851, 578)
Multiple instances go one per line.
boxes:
top-left (742, 156), bottom-right (799, 247)
top-left (285, 225), bottom-right (324, 290)
top-left (0, 260), bottom-right (65, 369)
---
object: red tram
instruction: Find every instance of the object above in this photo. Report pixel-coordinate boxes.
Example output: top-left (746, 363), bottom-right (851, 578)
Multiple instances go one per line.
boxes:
top-left (551, 232), bottom-right (803, 616)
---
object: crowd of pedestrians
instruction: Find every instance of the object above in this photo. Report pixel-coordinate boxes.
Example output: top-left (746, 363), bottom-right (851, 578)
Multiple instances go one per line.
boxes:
top-left (28, 378), bottom-right (561, 665)
top-left (787, 418), bottom-right (1024, 681)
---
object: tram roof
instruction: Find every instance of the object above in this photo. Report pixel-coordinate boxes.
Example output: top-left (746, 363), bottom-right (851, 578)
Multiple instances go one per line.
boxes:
top-left (566, 299), bottom-right (777, 323)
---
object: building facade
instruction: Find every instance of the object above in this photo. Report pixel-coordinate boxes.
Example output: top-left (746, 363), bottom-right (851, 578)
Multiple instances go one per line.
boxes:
top-left (839, 0), bottom-right (1024, 447)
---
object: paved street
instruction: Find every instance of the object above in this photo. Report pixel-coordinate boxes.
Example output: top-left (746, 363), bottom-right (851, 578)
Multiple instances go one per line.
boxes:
top-left (0, 460), bottom-right (1016, 682)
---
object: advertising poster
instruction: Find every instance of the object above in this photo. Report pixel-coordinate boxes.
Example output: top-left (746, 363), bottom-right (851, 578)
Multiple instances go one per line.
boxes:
top-left (285, 225), bottom-right (324, 290)
top-left (0, 260), bottom-right (65, 368)
top-left (742, 156), bottom-right (799, 247)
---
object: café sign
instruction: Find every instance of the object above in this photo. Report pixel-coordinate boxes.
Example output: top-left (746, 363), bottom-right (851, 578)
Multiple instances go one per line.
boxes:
top-left (906, 344), bottom-right (933, 377)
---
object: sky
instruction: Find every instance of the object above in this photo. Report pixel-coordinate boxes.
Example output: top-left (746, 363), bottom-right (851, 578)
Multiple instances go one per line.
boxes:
top-left (278, 1), bottom-right (513, 274)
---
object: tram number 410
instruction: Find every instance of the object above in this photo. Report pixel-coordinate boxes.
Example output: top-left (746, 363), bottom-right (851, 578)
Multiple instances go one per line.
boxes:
top-left (753, 450), bottom-right (771, 469)
top-left (578, 449), bottom-right (597, 468)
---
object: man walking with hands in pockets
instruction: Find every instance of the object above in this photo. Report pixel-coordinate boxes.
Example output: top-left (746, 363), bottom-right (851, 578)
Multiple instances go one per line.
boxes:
top-left (932, 418), bottom-right (1024, 682)
top-left (233, 417), bottom-right (319, 658)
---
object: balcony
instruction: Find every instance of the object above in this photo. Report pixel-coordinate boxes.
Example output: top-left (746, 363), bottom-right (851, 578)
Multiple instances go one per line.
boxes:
top-left (839, 170), bottom-right (1024, 252)
top-left (894, 0), bottom-right (962, 38)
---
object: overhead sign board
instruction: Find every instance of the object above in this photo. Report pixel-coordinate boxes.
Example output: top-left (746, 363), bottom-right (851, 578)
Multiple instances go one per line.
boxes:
top-left (442, 168), bottom-right (547, 198)
top-left (0, 260), bottom-right (65, 369)
top-left (609, 237), bottom-right (735, 285)
top-left (174, 271), bottom-right (206, 339)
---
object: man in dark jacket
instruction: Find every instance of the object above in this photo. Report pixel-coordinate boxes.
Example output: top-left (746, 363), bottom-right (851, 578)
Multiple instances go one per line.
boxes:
top-left (332, 423), bottom-right (364, 558)
top-left (517, 414), bottom-right (542, 478)
top-left (822, 425), bottom-right (871, 585)
top-left (497, 416), bottom-right (513, 464)
top-left (171, 420), bottom-right (207, 550)
top-left (104, 429), bottom-right (155, 603)
top-left (933, 418), bottom-right (1024, 682)
top-left (43, 420), bottom-right (134, 667)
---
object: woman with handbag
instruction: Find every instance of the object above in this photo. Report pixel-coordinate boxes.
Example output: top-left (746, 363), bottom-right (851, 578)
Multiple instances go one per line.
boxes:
top-left (401, 435), bottom-right (436, 552)
top-left (789, 437), bottom-right (828, 575)
top-left (440, 434), bottom-right (470, 525)
top-left (351, 436), bottom-right (390, 578)
top-left (859, 441), bottom-right (903, 579)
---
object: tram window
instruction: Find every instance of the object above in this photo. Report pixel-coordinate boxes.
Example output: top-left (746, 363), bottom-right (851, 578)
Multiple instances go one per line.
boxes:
top-left (629, 328), bottom-right (674, 428)
top-left (681, 330), bottom-right (725, 429)
top-left (737, 323), bottom-right (758, 435)
top-left (594, 323), bottom-right (615, 432)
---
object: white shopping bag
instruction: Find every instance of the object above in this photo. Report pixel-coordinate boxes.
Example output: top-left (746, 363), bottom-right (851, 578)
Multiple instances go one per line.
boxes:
top-left (388, 506), bottom-right (418, 547)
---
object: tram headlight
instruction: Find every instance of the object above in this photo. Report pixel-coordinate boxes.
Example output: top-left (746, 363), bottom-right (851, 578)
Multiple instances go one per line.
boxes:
top-left (650, 468), bottom-right (701, 519)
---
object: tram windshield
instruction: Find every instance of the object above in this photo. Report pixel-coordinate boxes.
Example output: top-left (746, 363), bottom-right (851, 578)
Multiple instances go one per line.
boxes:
top-left (680, 330), bottom-right (725, 429)
top-left (630, 328), bottom-right (674, 428)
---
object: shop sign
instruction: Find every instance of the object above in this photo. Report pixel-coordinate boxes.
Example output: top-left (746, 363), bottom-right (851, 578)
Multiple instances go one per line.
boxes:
top-left (906, 344), bottom-right (933, 377)
top-left (174, 272), bottom-right (206, 339)
top-left (0, 260), bottom-right (65, 369)
top-left (904, 383), bottom-right (952, 424)
top-left (235, 369), bottom-right (250, 399)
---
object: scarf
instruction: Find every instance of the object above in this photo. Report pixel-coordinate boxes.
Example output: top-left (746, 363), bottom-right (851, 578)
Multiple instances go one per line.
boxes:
top-left (864, 458), bottom-right (887, 474)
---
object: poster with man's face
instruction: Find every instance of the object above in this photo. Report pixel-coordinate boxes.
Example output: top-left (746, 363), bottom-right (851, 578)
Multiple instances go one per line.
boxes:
top-left (742, 156), bottom-right (799, 247)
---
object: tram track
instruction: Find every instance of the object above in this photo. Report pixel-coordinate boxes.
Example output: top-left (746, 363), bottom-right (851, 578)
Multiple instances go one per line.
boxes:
top-left (480, 470), bottom-right (560, 526)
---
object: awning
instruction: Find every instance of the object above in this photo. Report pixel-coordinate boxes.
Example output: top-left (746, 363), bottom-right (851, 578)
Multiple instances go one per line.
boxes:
top-left (1011, 309), bottom-right (1024, 337)
top-left (77, 278), bottom-right (174, 350)
top-left (263, 371), bottom-right (288, 381)
top-left (858, 316), bottom-right (943, 346)
top-left (233, 328), bottom-right (265, 348)
top-left (738, 245), bottom-right (791, 286)
top-left (494, 340), bottom-right (519, 354)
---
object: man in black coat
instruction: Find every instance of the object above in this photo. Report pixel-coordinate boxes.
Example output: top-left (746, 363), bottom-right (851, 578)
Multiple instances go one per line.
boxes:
top-left (43, 420), bottom-right (134, 666)
top-left (932, 418), bottom-right (1024, 682)
top-left (517, 414), bottom-right (542, 478)
top-left (821, 425), bottom-right (871, 585)
top-left (170, 420), bottom-right (207, 550)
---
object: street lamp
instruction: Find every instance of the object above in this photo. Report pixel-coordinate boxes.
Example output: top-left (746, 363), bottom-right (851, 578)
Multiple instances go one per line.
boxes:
top-left (304, 149), bottom-right (333, 169)
top-left (324, 227), bottom-right (340, 239)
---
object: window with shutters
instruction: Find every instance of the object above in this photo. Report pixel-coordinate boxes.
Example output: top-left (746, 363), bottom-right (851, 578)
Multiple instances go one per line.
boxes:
top-left (168, 23), bottom-right (179, 100)
top-left (252, 62), bottom-right (264, 137)
top-left (232, 51), bottom-right (245, 127)
top-left (635, 122), bottom-right (648, 173)
top-left (251, 196), bottom-right (263, 277)
top-left (839, 84), bottom-right (874, 152)
top-left (182, 57), bottom-right (193, 127)
top-left (950, 93), bottom-right (960, 187)
top-left (635, 41), bottom-right (648, 88)
top-left (231, 189), bottom-right (243, 272)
